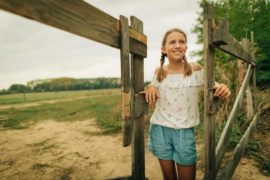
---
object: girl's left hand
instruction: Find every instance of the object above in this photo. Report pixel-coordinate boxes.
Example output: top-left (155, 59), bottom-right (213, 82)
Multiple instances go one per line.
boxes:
top-left (213, 83), bottom-right (231, 99)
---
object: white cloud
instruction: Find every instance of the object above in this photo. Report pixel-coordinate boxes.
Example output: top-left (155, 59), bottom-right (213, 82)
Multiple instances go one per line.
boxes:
top-left (0, 0), bottom-right (201, 89)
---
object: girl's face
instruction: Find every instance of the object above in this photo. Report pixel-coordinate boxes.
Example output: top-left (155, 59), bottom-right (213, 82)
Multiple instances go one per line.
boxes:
top-left (161, 31), bottom-right (188, 62)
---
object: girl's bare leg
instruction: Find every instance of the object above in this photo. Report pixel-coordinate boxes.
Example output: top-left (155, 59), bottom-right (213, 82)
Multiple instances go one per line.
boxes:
top-left (158, 159), bottom-right (178, 180)
top-left (176, 163), bottom-right (196, 180)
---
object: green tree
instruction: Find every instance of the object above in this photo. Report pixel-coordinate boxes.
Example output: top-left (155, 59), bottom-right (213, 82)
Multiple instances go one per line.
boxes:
top-left (28, 77), bottom-right (121, 92)
top-left (192, 0), bottom-right (270, 87)
top-left (8, 84), bottom-right (29, 93)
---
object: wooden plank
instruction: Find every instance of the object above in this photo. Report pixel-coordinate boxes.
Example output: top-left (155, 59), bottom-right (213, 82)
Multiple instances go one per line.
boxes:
top-left (134, 94), bottom-right (148, 118)
top-left (203, 2), bottom-right (216, 180)
top-left (251, 32), bottom-right (257, 64)
top-left (252, 67), bottom-right (257, 110)
top-left (130, 16), bottom-right (146, 180)
top-left (0, 0), bottom-right (147, 57)
top-left (212, 18), bottom-right (254, 65)
top-left (236, 40), bottom-right (246, 96)
top-left (242, 39), bottom-right (254, 121)
top-left (120, 15), bottom-right (132, 147)
top-left (214, 35), bottom-right (254, 65)
top-left (212, 18), bottom-right (229, 46)
top-left (215, 65), bottom-right (252, 175)
top-left (129, 26), bottom-right (147, 57)
top-left (251, 31), bottom-right (257, 111)
top-left (216, 113), bottom-right (258, 180)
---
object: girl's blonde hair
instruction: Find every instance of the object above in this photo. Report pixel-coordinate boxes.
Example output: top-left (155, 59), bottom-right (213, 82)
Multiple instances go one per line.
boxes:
top-left (157, 28), bottom-right (192, 82)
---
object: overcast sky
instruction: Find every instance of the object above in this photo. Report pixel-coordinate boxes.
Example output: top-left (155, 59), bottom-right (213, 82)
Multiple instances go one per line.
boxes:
top-left (0, 0), bottom-right (202, 90)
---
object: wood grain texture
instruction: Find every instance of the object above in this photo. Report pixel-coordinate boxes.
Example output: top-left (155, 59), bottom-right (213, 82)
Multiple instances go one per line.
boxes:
top-left (216, 113), bottom-right (258, 180)
top-left (237, 40), bottom-right (248, 111)
top-left (251, 32), bottom-right (257, 111)
top-left (212, 18), bottom-right (229, 46)
top-left (120, 15), bottom-right (132, 147)
top-left (212, 19), bottom-right (254, 65)
top-left (0, 0), bottom-right (147, 57)
top-left (236, 40), bottom-right (246, 97)
top-left (203, 2), bottom-right (214, 20)
top-left (203, 2), bottom-right (216, 180)
top-left (130, 16), bottom-right (146, 180)
top-left (242, 39), bottom-right (255, 121)
top-left (215, 65), bottom-right (252, 175)
top-left (134, 94), bottom-right (148, 118)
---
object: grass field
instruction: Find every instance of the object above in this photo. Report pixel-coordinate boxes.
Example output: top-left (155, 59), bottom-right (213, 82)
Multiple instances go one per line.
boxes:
top-left (0, 89), bottom-right (122, 134)
top-left (0, 89), bottom-right (120, 105)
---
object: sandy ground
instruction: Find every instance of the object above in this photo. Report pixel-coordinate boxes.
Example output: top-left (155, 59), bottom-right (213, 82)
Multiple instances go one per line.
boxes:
top-left (0, 119), bottom-right (269, 180)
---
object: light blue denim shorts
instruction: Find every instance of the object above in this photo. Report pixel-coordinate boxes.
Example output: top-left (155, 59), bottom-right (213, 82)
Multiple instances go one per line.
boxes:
top-left (147, 123), bottom-right (197, 166)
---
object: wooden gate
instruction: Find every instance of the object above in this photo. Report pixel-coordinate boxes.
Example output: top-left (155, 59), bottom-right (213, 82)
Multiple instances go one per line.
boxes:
top-left (203, 2), bottom-right (258, 180)
top-left (0, 1), bottom-right (148, 179)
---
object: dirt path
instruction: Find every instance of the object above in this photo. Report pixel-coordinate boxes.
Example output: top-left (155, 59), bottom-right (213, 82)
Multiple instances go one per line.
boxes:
top-left (0, 119), bottom-right (269, 180)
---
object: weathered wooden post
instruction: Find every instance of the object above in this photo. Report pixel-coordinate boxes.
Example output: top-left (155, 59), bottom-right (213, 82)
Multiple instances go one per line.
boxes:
top-left (130, 16), bottom-right (147, 180)
top-left (236, 41), bottom-right (247, 96)
top-left (202, 2), bottom-right (258, 179)
top-left (120, 15), bottom-right (132, 147)
top-left (203, 3), bottom-right (216, 180)
top-left (242, 39), bottom-right (255, 121)
top-left (237, 39), bottom-right (254, 121)
top-left (251, 31), bottom-right (257, 112)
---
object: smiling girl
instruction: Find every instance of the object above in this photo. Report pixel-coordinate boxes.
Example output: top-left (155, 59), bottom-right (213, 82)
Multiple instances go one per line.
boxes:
top-left (140, 28), bottom-right (231, 180)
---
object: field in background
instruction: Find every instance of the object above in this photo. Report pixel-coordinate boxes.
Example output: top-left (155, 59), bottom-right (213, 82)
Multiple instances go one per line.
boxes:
top-left (0, 89), bottom-right (120, 105)
top-left (0, 89), bottom-right (122, 134)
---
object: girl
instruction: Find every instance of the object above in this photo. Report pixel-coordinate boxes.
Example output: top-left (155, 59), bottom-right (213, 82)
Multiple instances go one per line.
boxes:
top-left (140, 28), bottom-right (231, 180)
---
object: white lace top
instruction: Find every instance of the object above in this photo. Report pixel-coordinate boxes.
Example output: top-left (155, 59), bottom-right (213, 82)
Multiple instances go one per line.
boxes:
top-left (150, 64), bottom-right (219, 129)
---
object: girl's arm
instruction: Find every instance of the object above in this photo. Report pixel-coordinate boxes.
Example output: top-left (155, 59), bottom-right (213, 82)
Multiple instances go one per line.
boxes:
top-left (139, 67), bottom-right (160, 104)
top-left (140, 84), bottom-right (160, 104)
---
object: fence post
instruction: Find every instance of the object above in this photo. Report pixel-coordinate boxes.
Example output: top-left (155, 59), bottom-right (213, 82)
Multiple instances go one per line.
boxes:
top-left (236, 40), bottom-right (246, 96)
top-left (203, 3), bottom-right (216, 180)
top-left (120, 15), bottom-right (132, 147)
top-left (242, 39), bottom-right (255, 121)
top-left (130, 16), bottom-right (147, 180)
top-left (251, 31), bottom-right (257, 111)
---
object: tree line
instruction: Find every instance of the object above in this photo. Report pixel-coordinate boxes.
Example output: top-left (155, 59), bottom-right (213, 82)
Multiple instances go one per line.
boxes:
top-left (0, 77), bottom-right (151, 95)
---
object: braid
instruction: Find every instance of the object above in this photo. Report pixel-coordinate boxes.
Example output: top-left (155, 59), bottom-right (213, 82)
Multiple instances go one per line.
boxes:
top-left (183, 55), bottom-right (192, 77)
top-left (183, 55), bottom-right (187, 62)
top-left (157, 53), bottom-right (167, 82)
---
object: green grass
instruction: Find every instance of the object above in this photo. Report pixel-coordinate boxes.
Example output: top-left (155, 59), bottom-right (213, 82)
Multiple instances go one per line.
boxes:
top-left (0, 89), bottom-right (122, 134)
top-left (0, 89), bottom-right (120, 105)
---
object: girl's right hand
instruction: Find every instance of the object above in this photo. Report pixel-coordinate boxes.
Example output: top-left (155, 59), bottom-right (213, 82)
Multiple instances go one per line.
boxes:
top-left (139, 84), bottom-right (160, 104)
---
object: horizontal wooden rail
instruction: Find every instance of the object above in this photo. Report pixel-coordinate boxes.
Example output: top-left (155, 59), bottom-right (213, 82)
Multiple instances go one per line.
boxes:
top-left (216, 113), bottom-right (258, 180)
top-left (0, 0), bottom-right (147, 57)
top-left (212, 18), bottom-right (254, 65)
top-left (215, 64), bottom-right (252, 174)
